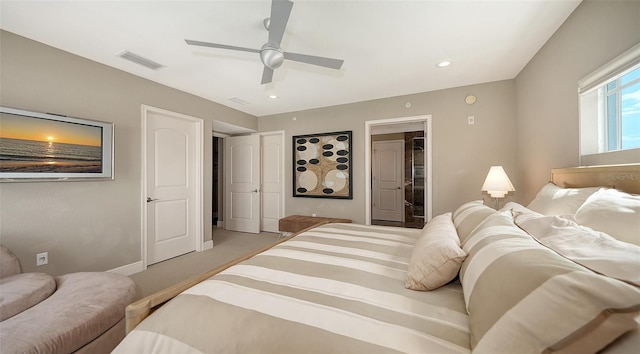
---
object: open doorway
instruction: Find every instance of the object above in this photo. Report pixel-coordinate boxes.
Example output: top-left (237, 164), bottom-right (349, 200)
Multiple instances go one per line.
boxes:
top-left (211, 121), bottom-right (252, 243)
top-left (365, 115), bottom-right (432, 228)
top-left (212, 134), bottom-right (225, 227)
top-left (211, 124), bottom-right (285, 236)
top-left (371, 130), bottom-right (426, 228)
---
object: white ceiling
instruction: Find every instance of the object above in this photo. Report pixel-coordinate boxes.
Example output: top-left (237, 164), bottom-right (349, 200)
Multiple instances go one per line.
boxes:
top-left (0, 0), bottom-right (581, 117)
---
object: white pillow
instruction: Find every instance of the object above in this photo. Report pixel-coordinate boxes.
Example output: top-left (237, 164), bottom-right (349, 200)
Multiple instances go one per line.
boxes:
top-left (515, 214), bottom-right (640, 287)
top-left (527, 183), bottom-right (599, 215)
top-left (405, 213), bottom-right (466, 291)
top-left (574, 188), bottom-right (640, 245)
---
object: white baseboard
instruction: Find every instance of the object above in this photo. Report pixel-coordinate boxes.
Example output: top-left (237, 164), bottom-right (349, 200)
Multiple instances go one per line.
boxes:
top-left (108, 261), bottom-right (144, 276)
top-left (108, 239), bottom-right (214, 276)
top-left (216, 221), bottom-right (224, 227)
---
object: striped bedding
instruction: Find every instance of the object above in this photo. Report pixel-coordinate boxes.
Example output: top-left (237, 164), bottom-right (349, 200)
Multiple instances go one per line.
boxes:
top-left (114, 223), bottom-right (471, 353)
top-left (452, 201), bottom-right (640, 354)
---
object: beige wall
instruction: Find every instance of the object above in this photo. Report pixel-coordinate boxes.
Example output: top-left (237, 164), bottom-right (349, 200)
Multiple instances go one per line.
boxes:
top-left (0, 31), bottom-right (257, 275)
top-left (258, 80), bottom-right (518, 223)
top-left (2, 0), bottom-right (637, 275)
top-left (515, 0), bottom-right (640, 203)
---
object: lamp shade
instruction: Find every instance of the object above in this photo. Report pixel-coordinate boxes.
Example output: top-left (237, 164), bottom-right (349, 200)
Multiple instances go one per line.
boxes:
top-left (481, 166), bottom-right (515, 198)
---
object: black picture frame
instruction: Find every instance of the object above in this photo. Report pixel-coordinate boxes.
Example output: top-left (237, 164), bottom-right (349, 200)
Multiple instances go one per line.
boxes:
top-left (292, 131), bottom-right (352, 199)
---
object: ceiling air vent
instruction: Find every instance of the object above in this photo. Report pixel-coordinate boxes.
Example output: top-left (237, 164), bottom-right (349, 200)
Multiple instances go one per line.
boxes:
top-left (228, 97), bottom-right (250, 105)
top-left (118, 51), bottom-right (164, 70)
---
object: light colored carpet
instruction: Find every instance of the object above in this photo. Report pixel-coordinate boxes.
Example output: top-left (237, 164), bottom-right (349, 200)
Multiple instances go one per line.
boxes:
top-left (129, 227), bottom-right (281, 298)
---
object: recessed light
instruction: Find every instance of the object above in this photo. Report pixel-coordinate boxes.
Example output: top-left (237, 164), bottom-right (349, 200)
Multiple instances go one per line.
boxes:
top-left (268, 94), bottom-right (279, 99)
top-left (436, 60), bottom-right (451, 68)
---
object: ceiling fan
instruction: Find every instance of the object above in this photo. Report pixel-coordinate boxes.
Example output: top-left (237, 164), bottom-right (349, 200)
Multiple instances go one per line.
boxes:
top-left (185, 0), bottom-right (344, 85)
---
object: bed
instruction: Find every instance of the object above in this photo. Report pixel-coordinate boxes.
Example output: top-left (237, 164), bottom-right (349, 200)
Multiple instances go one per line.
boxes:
top-left (114, 164), bottom-right (640, 354)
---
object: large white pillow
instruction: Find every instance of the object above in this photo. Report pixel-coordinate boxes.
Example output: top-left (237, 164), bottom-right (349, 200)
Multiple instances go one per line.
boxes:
top-left (527, 183), bottom-right (599, 215)
top-left (405, 213), bottom-right (466, 291)
top-left (574, 188), bottom-right (640, 245)
top-left (514, 214), bottom-right (640, 287)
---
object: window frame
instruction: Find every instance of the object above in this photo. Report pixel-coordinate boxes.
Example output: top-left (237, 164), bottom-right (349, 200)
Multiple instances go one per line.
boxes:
top-left (578, 43), bottom-right (640, 166)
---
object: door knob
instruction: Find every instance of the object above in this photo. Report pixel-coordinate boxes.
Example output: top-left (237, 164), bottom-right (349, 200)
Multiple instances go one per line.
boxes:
top-left (252, 189), bottom-right (260, 193)
top-left (146, 197), bottom-right (159, 203)
top-left (397, 187), bottom-right (402, 190)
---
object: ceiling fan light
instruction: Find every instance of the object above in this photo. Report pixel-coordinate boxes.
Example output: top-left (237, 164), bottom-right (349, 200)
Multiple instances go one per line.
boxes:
top-left (185, 0), bottom-right (343, 84)
top-left (260, 44), bottom-right (284, 69)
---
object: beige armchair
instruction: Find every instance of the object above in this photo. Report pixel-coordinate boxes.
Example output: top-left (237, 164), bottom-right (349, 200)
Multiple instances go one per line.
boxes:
top-left (0, 244), bottom-right (137, 353)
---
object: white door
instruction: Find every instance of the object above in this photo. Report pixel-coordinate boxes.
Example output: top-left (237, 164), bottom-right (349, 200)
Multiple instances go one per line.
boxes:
top-left (372, 140), bottom-right (404, 221)
top-left (260, 133), bottom-right (283, 233)
top-left (145, 108), bottom-right (202, 265)
top-left (225, 135), bottom-right (260, 233)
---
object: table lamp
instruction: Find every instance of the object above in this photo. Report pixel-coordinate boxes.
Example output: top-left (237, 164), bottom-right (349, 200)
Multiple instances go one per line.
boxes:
top-left (481, 166), bottom-right (515, 209)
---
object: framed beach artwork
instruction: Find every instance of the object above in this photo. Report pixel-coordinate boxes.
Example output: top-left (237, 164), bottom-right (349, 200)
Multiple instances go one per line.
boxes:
top-left (0, 106), bottom-right (114, 181)
top-left (293, 130), bottom-right (352, 199)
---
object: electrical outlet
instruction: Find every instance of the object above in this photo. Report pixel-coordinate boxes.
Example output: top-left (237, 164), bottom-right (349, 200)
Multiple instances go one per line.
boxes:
top-left (36, 252), bottom-right (48, 266)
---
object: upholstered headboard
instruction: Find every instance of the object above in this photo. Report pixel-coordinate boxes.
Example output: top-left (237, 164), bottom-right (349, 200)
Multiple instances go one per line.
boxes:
top-left (551, 164), bottom-right (640, 194)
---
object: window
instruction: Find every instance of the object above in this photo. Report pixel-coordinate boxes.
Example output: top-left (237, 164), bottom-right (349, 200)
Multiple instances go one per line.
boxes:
top-left (604, 66), bottom-right (640, 151)
top-left (579, 44), bottom-right (640, 164)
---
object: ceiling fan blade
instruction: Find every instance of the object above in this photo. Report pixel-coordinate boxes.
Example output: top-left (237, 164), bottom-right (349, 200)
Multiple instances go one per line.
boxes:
top-left (268, 0), bottom-right (293, 46)
top-left (284, 52), bottom-right (344, 70)
top-left (185, 39), bottom-right (260, 54)
top-left (261, 66), bottom-right (274, 85)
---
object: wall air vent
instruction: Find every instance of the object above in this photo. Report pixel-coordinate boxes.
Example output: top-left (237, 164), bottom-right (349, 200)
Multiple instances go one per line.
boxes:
top-left (118, 51), bottom-right (165, 70)
top-left (228, 97), bottom-right (250, 105)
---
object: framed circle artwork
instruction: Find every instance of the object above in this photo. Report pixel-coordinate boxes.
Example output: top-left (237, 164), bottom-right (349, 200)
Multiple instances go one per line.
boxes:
top-left (292, 130), bottom-right (352, 199)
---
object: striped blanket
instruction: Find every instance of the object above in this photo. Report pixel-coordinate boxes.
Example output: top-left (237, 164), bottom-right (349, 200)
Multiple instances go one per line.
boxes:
top-left (114, 223), bottom-right (470, 353)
